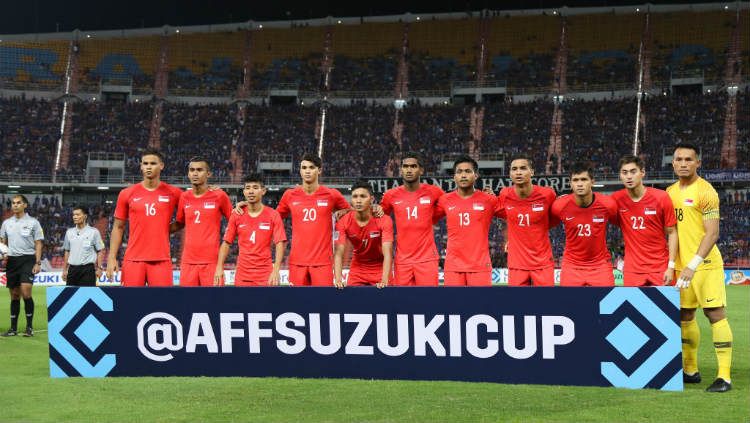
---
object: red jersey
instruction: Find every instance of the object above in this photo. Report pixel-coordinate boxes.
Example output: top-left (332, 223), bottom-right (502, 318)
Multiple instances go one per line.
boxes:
top-left (380, 183), bottom-right (444, 264)
top-left (335, 213), bottom-right (394, 271)
top-left (114, 182), bottom-right (182, 262)
top-left (611, 187), bottom-right (676, 274)
top-left (495, 185), bottom-right (556, 270)
top-left (176, 189), bottom-right (232, 264)
top-left (551, 194), bottom-right (618, 268)
top-left (436, 190), bottom-right (498, 272)
top-left (223, 206), bottom-right (286, 282)
top-left (276, 185), bottom-right (350, 266)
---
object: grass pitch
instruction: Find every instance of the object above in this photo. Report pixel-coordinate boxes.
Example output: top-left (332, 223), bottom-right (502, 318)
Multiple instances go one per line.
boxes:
top-left (0, 286), bottom-right (747, 423)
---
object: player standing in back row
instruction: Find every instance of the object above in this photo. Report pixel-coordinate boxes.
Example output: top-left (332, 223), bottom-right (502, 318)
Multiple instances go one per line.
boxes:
top-left (667, 143), bottom-right (733, 393)
top-left (611, 155), bottom-right (677, 286)
top-left (435, 156), bottom-right (498, 286)
top-left (276, 153), bottom-right (350, 286)
top-left (494, 154), bottom-right (557, 286)
top-left (107, 148), bottom-right (182, 286)
top-left (551, 162), bottom-right (618, 286)
top-left (379, 152), bottom-right (444, 286)
top-left (174, 157), bottom-right (232, 286)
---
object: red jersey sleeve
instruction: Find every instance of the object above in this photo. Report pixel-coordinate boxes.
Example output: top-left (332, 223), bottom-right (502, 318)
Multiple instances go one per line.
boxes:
top-left (380, 190), bottom-right (393, 215)
top-left (171, 185), bottom-right (183, 202)
top-left (114, 187), bottom-right (131, 221)
top-left (430, 184), bottom-right (445, 201)
top-left (550, 196), bottom-right (565, 226)
top-left (662, 192), bottom-right (677, 227)
top-left (219, 190), bottom-right (232, 219)
top-left (332, 188), bottom-right (350, 211)
top-left (176, 193), bottom-right (186, 224)
top-left (603, 195), bottom-right (618, 223)
top-left (494, 191), bottom-right (507, 219)
top-left (276, 190), bottom-right (291, 218)
top-left (223, 213), bottom-right (238, 244)
top-left (334, 216), bottom-right (347, 246)
top-left (434, 195), bottom-right (447, 221)
top-left (545, 189), bottom-right (560, 227)
top-left (271, 210), bottom-right (287, 243)
top-left (380, 215), bottom-right (394, 243)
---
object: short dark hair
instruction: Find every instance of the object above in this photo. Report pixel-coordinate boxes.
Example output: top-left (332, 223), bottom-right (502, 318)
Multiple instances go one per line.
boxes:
top-left (243, 173), bottom-right (265, 186)
top-left (12, 194), bottom-right (29, 206)
top-left (453, 155), bottom-right (478, 172)
top-left (300, 153), bottom-right (322, 168)
top-left (72, 206), bottom-right (89, 215)
top-left (401, 152), bottom-right (424, 168)
top-left (187, 156), bottom-right (211, 170)
top-left (141, 148), bottom-right (165, 163)
top-left (618, 154), bottom-right (644, 171)
top-left (509, 154), bottom-right (534, 169)
top-left (569, 161), bottom-right (594, 179)
top-left (674, 143), bottom-right (700, 157)
top-left (350, 179), bottom-right (373, 196)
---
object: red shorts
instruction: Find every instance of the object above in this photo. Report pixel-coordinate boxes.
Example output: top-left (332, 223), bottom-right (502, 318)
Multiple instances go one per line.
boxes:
top-left (235, 266), bottom-right (272, 287)
top-left (560, 265), bottom-right (614, 287)
top-left (508, 267), bottom-right (555, 286)
top-left (235, 280), bottom-right (268, 287)
top-left (392, 261), bottom-right (439, 286)
top-left (121, 260), bottom-right (173, 287)
top-left (623, 270), bottom-right (666, 287)
top-left (347, 266), bottom-right (392, 286)
top-left (443, 271), bottom-right (492, 287)
top-left (289, 264), bottom-right (333, 287)
top-left (180, 262), bottom-right (216, 287)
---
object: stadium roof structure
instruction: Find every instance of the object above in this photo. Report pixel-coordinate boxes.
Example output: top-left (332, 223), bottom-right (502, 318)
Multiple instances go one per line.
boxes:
top-left (1, 1), bottom-right (747, 40)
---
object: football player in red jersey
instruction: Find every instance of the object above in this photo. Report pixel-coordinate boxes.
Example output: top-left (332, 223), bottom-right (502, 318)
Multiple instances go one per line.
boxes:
top-left (435, 156), bottom-right (498, 286)
top-left (107, 148), bottom-right (183, 286)
top-left (551, 162), bottom-right (618, 286)
top-left (175, 158), bottom-right (233, 286)
top-left (334, 180), bottom-right (393, 288)
top-left (276, 153), bottom-right (350, 286)
top-left (494, 154), bottom-right (557, 286)
top-left (216, 174), bottom-right (286, 286)
top-left (612, 155), bottom-right (677, 286)
top-left (379, 152), bottom-right (444, 286)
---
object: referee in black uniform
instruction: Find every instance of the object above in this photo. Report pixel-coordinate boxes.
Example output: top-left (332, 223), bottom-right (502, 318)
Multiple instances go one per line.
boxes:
top-left (0, 195), bottom-right (44, 337)
top-left (62, 207), bottom-right (105, 286)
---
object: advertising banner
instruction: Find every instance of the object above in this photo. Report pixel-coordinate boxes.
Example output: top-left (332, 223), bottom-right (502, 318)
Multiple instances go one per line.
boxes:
top-left (47, 286), bottom-right (682, 390)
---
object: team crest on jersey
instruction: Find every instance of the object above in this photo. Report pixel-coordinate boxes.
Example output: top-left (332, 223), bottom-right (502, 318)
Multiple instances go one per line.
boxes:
top-left (532, 202), bottom-right (544, 212)
top-left (472, 203), bottom-right (485, 211)
top-left (592, 215), bottom-right (605, 223)
top-left (317, 200), bottom-right (328, 207)
top-left (419, 197), bottom-right (431, 205)
top-left (369, 231), bottom-right (381, 238)
top-left (259, 222), bottom-right (271, 230)
top-left (644, 207), bottom-right (657, 215)
top-left (683, 198), bottom-right (694, 206)
top-left (158, 195), bottom-right (170, 202)
top-left (204, 202), bottom-right (216, 209)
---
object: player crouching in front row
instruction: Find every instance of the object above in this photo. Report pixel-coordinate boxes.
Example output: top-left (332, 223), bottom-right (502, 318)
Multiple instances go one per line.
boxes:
top-left (333, 180), bottom-right (394, 288)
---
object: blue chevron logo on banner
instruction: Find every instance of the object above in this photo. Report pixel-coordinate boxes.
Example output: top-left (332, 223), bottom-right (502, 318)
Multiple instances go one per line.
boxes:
top-left (47, 287), bottom-right (116, 378)
top-left (599, 287), bottom-right (682, 391)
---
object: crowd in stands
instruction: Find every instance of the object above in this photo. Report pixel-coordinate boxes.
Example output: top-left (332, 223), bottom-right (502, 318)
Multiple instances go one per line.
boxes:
top-left (1, 89), bottom-right (746, 180)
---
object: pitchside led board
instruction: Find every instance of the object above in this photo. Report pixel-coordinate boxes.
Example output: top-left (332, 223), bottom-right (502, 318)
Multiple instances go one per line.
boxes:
top-left (47, 287), bottom-right (683, 391)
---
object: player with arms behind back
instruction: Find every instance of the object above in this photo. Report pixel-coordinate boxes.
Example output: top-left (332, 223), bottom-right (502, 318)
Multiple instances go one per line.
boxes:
top-left (216, 174), bottom-right (286, 286)
top-left (107, 148), bottom-right (182, 286)
top-left (334, 180), bottom-right (394, 288)
top-left (435, 156), bottom-right (498, 286)
top-left (612, 155), bottom-right (677, 286)
top-left (174, 157), bottom-right (232, 286)
top-left (379, 152), bottom-right (444, 286)
top-left (551, 162), bottom-right (618, 286)
top-left (494, 154), bottom-right (557, 286)
top-left (667, 143), bottom-right (733, 393)
top-left (276, 153), bottom-right (350, 286)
